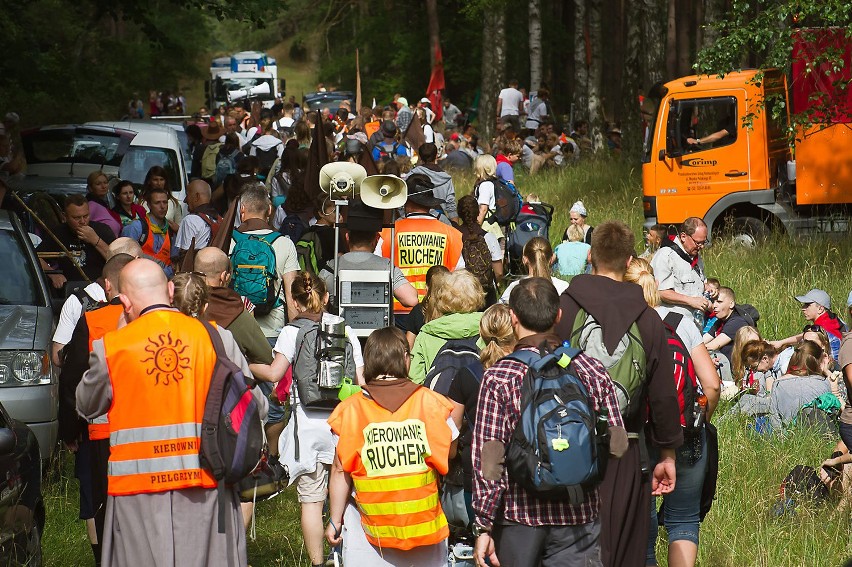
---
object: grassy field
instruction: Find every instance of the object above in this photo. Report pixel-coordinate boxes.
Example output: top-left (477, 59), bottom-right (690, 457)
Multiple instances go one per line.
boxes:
top-left (42, 159), bottom-right (852, 566)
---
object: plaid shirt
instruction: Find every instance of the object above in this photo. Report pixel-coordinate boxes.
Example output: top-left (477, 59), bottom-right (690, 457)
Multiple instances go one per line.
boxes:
top-left (472, 336), bottom-right (624, 529)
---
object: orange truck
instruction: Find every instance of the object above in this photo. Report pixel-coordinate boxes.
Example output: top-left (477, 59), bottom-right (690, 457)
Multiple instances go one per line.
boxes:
top-left (642, 31), bottom-right (852, 240)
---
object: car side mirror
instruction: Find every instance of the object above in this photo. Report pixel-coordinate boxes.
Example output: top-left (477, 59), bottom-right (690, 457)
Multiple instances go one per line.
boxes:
top-left (0, 429), bottom-right (16, 455)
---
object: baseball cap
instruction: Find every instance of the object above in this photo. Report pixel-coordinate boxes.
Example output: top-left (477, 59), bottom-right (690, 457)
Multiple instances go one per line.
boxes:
top-left (795, 289), bottom-right (831, 309)
top-left (419, 97), bottom-right (431, 105)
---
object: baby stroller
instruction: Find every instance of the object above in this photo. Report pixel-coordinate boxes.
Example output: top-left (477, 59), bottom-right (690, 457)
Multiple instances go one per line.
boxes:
top-left (505, 202), bottom-right (555, 278)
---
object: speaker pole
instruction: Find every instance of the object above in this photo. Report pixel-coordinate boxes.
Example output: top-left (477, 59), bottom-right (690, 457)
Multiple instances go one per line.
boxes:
top-left (333, 197), bottom-right (346, 316)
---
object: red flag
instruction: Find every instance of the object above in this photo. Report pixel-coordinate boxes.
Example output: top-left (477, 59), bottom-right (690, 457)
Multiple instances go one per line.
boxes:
top-left (426, 45), bottom-right (445, 121)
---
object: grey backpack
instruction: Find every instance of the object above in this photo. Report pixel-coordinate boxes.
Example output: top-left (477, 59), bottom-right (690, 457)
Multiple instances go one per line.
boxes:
top-left (288, 317), bottom-right (356, 410)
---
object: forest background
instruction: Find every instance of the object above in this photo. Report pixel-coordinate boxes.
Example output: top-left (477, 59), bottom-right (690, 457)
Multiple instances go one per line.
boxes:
top-left (4, 0), bottom-right (850, 154)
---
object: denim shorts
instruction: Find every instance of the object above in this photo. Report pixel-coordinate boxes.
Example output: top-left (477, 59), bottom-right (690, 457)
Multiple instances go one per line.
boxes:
top-left (646, 427), bottom-right (708, 565)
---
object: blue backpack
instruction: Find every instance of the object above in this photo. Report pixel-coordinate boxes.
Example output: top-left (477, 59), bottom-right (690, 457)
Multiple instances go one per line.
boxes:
top-left (230, 230), bottom-right (282, 316)
top-left (504, 345), bottom-right (609, 504)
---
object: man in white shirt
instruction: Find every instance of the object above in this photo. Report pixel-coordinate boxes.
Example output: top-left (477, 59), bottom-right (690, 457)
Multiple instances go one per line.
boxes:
top-left (497, 79), bottom-right (524, 134)
top-left (175, 180), bottom-right (222, 263)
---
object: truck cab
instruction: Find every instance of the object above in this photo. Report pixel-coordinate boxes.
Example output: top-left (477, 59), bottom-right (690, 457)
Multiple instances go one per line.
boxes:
top-left (207, 51), bottom-right (284, 109)
top-left (642, 68), bottom-right (852, 240)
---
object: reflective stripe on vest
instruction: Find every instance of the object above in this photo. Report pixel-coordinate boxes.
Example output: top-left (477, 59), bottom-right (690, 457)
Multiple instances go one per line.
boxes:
top-left (329, 388), bottom-right (453, 550)
top-left (141, 216), bottom-right (172, 268)
top-left (84, 304), bottom-right (124, 440)
top-left (103, 311), bottom-right (216, 495)
top-left (380, 218), bottom-right (463, 313)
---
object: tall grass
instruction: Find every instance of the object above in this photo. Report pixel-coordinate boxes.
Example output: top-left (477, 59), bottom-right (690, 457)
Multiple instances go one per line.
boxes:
top-left (42, 158), bottom-right (852, 565)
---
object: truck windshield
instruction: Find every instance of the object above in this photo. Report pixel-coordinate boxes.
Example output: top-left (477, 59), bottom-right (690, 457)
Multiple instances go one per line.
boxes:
top-left (119, 146), bottom-right (180, 193)
top-left (214, 78), bottom-right (275, 102)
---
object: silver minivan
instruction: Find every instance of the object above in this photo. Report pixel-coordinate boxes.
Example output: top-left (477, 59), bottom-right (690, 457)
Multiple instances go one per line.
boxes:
top-left (0, 210), bottom-right (58, 461)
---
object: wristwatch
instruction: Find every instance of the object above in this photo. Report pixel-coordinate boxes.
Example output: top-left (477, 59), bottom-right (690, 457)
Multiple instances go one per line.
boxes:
top-left (472, 522), bottom-right (492, 537)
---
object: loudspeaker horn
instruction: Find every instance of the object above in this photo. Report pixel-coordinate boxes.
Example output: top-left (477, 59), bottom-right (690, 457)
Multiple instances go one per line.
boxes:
top-left (361, 174), bottom-right (407, 210)
top-left (319, 162), bottom-right (367, 198)
top-left (227, 82), bottom-right (271, 103)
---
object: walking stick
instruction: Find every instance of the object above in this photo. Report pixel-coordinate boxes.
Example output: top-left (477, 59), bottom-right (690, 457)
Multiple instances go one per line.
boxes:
top-left (9, 191), bottom-right (90, 282)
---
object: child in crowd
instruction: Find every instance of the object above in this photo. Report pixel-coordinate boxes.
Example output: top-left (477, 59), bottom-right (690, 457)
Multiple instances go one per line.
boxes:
top-left (702, 278), bottom-right (722, 334)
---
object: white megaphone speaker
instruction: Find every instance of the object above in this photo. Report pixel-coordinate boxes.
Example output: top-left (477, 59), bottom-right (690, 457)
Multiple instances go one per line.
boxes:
top-left (361, 175), bottom-right (407, 210)
top-left (319, 162), bottom-right (367, 198)
top-left (227, 82), bottom-right (271, 103)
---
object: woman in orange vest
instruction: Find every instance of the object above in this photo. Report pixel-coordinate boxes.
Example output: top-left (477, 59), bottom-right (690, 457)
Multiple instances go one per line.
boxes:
top-left (325, 327), bottom-right (457, 566)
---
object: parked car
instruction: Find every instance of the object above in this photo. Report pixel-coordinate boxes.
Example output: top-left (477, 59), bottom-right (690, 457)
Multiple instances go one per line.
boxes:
top-left (0, 210), bottom-right (58, 463)
top-left (18, 124), bottom-right (134, 182)
top-left (303, 91), bottom-right (355, 113)
top-left (0, 400), bottom-right (44, 566)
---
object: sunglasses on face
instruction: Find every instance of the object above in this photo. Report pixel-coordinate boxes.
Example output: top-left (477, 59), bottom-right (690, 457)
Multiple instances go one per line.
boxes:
top-left (802, 324), bottom-right (823, 333)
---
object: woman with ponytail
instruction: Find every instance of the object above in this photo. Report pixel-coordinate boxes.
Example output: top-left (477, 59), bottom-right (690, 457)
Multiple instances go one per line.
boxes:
top-left (251, 271), bottom-right (364, 567)
top-left (499, 236), bottom-right (568, 303)
top-left (625, 257), bottom-right (719, 567)
top-left (768, 340), bottom-right (833, 430)
top-left (171, 272), bottom-right (209, 319)
top-left (457, 195), bottom-right (503, 306)
top-left (445, 304), bottom-right (516, 532)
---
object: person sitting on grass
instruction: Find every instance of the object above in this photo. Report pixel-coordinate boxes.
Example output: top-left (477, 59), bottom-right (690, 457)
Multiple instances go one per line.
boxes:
top-left (771, 289), bottom-right (847, 361)
top-left (554, 224), bottom-right (591, 278)
top-left (702, 287), bottom-right (749, 382)
top-left (768, 340), bottom-right (834, 431)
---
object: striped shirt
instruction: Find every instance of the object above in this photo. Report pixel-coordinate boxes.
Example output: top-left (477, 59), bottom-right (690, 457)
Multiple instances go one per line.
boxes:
top-left (472, 335), bottom-right (623, 529)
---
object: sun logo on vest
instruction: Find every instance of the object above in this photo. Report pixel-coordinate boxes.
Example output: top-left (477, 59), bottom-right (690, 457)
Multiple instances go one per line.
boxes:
top-left (141, 333), bottom-right (191, 385)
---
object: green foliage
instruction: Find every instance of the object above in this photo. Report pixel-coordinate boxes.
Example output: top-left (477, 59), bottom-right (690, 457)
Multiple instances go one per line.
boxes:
top-left (696, 1), bottom-right (852, 136)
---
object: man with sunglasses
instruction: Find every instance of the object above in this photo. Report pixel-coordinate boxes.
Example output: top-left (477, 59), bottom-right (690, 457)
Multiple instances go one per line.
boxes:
top-left (650, 216), bottom-right (709, 328)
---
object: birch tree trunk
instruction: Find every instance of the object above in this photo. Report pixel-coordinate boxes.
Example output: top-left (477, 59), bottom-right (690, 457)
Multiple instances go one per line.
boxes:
top-left (621, 0), bottom-right (643, 157)
top-left (573, 0), bottom-right (588, 127)
top-left (529, 0), bottom-right (542, 92)
top-left (479, 6), bottom-right (506, 145)
top-left (425, 0), bottom-right (440, 68)
top-left (587, 0), bottom-right (605, 151)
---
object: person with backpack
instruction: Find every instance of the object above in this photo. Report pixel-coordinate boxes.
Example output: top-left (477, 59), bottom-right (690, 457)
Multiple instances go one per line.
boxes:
top-left (325, 326), bottom-right (455, 566)
top-left (370, 120), bottom-right (407, 164)
top-left (554, 220), bottom-right (683, 567)
top-left (193, 121), bottom-right (224, 184)
top-left (213, 133), bottom-right (243, 191)
top-left (229, 183), bottom-right (300, 340)
top-left (444, 304), bottom-right (515, 540)
top-left (473, 154), bottom-right (521, 247)
top-left (242, 117), bottom-right (284, 181)
top-left (76, 258), bottom-right (257, 567)
top-left (624, 258), bottom-right (720, 567)
top-left (457, 195), bottom-right (503, 306)
top-left (249, 272), bottom-right (363, 567)
top-left (472, 277), bottom-right (627, 567)
top-left (409, 270), bottom-right (484, 386)
top-left (409, 142), bottom-right (459, 223)
top-left (500, 237), bottom-right (568, 303)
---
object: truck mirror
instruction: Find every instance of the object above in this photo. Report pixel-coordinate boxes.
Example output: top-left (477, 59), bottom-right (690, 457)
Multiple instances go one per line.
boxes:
top-left (280, 79), bottom-right (286, 97)
top-left (658, 149), bottom-right (667, 161)
top-left (665, 101), bottom-right (683, 159)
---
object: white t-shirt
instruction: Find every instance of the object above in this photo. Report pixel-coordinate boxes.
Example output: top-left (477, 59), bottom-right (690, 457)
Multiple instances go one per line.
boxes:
top-left (498, 87), bottom-right (524, 117)
top-left (174, 214), bottom-right (212, 250)
top-left (476, 180), bottom-right (496, 210)
top-left (484, 232), bottom-right (502, 261)
top-left (500, 276), bottom-right (569, 304)
top-left (53, 282), bottom-right (107, 345)
top-left (655, 306), bottom-right (703, 351)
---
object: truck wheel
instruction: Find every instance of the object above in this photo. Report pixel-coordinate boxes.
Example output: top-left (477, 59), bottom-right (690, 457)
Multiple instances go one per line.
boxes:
top-left (725, 217), bottom-right (768, 248)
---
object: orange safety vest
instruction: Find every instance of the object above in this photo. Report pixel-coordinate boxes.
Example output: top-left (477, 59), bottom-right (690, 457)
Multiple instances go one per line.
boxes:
top-left (380, 216), bottom-right (463, 313)
top-left (102, 310), bottom-right (217, 496)
top-left (328, 385), bottom-right (453, 550)
top-left (84, 303), bottom-right (125, 441)
top-left (364, 120), bottom-right (380, 140)
top-left (141, 215), bottom-right (172, 268)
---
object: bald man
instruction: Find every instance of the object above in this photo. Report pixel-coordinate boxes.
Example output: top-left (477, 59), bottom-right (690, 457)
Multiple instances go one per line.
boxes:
top-left (77, 258), bottom-right (263, 567)
top-left (52, 237), bottom-right (144, 366)
top-left (175, 179), bottom-right (222, 261)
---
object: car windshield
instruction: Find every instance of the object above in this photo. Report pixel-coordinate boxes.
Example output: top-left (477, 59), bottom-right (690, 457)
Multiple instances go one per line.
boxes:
top-left (0, 229), bottom-right (42, 306)
top-left (214, 78), bottom-right (275, 102)
top-left (21, 128), bottom-right (130, 167)
top-left (119, 146), bottom-right (180, 192)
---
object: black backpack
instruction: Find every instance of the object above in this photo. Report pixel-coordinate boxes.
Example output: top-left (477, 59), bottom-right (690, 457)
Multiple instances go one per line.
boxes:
top-left (734, 303), bottom-right (760, 328)
top-left (198, 321), bottom-right (264, 532)
top-left (475, 177), bottom-right (522, 225)
top-left (278, 208), bottom-right (309, 242)
top-left (425, 336), bottom-right (482, 395)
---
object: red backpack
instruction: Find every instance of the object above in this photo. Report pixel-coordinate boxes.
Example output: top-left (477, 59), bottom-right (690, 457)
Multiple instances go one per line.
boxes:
top-left (662, 312), bottom-right (703, 430)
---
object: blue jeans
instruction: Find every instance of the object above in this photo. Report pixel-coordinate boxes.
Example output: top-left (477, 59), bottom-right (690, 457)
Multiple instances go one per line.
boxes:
top-left (646, 427), bottom-right (708, 565)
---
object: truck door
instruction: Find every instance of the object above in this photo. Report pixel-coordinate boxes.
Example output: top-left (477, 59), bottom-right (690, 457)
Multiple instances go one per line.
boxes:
top-left (656, 93), bottom-right (752, 222)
